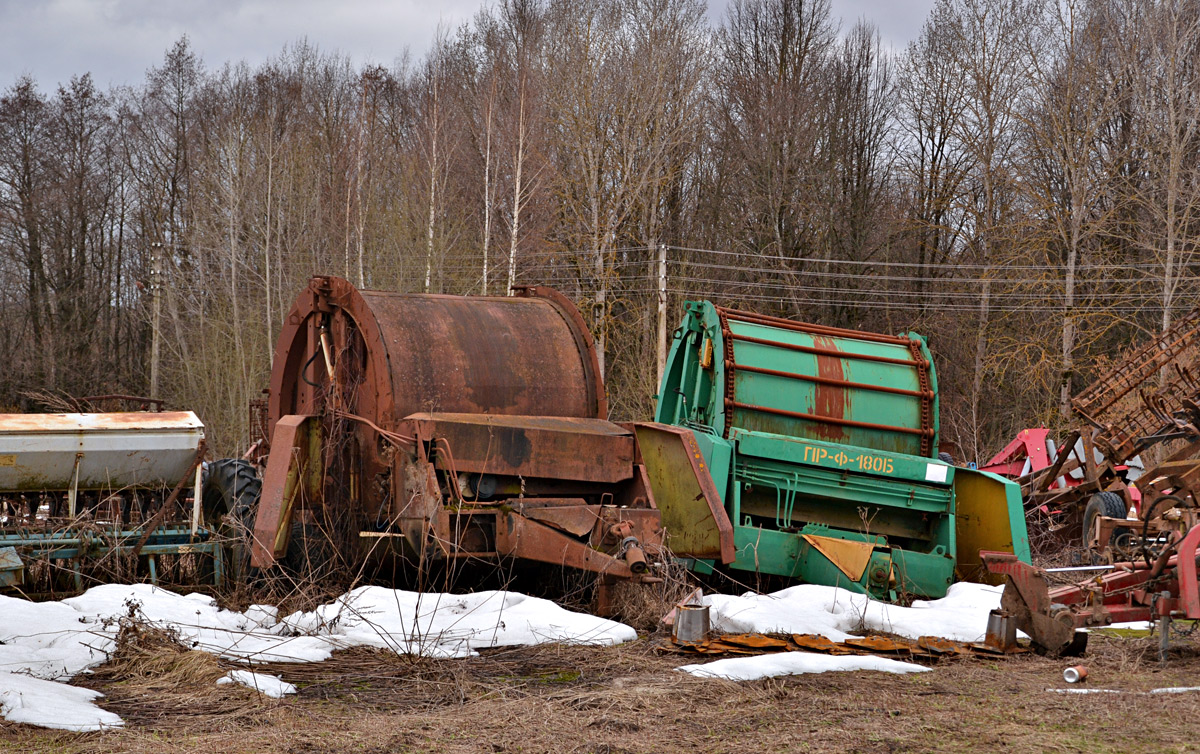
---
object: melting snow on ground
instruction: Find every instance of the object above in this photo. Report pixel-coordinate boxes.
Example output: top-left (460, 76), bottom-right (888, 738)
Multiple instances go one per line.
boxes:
top-left (277, 587), bottom-right (638, 658)
top-left (0, 672), bottom-right (124, 731)
top-left (217, 670), bottom-right (296, 698)
top-left (703, 581), bottom-right (1005, 644)
top-left (1048, 686), bottom-right (1200, 695)
top-left (0, 579), bottom-right (1013, 730)
top-left (675, 582), bottom-right (1006, 682)
top-left (0, 583), bottom-right (635, 731)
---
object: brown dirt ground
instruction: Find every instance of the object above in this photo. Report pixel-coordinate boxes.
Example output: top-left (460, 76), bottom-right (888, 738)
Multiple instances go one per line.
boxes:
top-left (2, 628), bottom-right (1200, 754)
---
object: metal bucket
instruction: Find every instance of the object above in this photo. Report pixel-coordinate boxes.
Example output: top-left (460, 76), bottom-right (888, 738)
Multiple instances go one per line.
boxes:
top-left (984, 608), bottom-right (1017, 651)
top-left (673, 604), bottom-right (710, 643)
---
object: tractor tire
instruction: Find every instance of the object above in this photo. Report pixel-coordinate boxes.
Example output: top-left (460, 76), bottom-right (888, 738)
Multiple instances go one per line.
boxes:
top-left (202, 459), bottom-right (261, 529)
top-left (1082, 491), bottom-right (1129, 550)
top-left (202, 459), bottom-right (262, 582)
top-left (203, 459), bottom-right (336, 584)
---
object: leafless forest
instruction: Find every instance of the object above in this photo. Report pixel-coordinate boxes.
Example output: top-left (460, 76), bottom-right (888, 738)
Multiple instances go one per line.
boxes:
top-left (0, 0), bottom-right (1197, 461)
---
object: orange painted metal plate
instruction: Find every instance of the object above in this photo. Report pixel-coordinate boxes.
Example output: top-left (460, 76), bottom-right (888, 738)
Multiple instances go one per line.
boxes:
top-left (721, 634), bottom-right (791, 650)
top-left (801, 534), bottom-right (874, 582)
top-left (251, 415), bottom-right (316, 568)
top-left (791, 634), bottom-right (854, 655)
top-left (917, 636), bottom-right (966, 655)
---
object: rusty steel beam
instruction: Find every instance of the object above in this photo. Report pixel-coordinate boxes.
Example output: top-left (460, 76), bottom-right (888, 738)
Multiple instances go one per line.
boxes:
top-left (251, 415), bottom-right (319, 568)
top-left (496, 512), bottom-right (636, 579)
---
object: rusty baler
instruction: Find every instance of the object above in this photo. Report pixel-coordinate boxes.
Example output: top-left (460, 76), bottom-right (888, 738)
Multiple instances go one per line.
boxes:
top-left (248, 276), bottom-right (664, 596)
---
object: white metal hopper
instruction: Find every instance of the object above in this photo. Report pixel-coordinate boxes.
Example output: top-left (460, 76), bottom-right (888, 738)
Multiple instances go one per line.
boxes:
top-left (0, 412), bottom-right (204, 492)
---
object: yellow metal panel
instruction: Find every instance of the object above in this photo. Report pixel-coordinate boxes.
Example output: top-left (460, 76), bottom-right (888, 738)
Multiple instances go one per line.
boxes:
top-left (633, 423), bottom-right (734, 562)
top-left (953, 467), bottom-right (1023, 584)
top-left (802, 534), bottom-right (874, 582)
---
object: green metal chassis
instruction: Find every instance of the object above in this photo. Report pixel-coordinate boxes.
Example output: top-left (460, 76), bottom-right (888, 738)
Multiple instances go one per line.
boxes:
top-left (0, 525), bottom-right (228, 591)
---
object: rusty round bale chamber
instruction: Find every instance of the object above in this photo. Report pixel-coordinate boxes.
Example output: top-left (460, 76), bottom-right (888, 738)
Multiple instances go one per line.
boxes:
top-left (253, 276), bottom-right (663, 588)
top-left (268, 277), bottom-right (606, 428)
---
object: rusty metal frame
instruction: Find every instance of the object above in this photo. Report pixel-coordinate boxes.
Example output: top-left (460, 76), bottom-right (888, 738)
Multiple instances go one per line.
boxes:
top-left (1071, 308), bottom-right (1200, 464)
top-left (983, 527), bottom-right (1200, 654)
top-left (251, 415), bottom-right (320, 568)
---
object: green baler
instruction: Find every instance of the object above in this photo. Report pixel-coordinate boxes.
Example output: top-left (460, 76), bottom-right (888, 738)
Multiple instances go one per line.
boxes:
top-left (638, 302), bottom-right (1029, 600)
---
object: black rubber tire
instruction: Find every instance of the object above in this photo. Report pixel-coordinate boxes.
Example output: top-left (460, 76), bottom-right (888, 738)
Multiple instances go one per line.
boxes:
top-left (202, 459), bottom-right (262, 582)
top-left (203, 459), bottom-right (335, 583)
top-left (202, 459), bottom-right (261, 529)
top-left (937, 451), bottom-right (955, 465)
top-left (1082, 491), bottom-right (1129, 549)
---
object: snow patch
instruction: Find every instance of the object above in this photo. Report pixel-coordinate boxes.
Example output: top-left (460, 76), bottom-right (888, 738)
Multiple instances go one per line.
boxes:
top-left (0, 672), bottom-right (123, 730)
top-left (704, 582), bottom-right (1005, 643)
top-left (679, 652), bottom-right (929, 681)
top-left (278, 586), bottom-right (637, 659)
top-left (217, 670), bottom-right (296, 698)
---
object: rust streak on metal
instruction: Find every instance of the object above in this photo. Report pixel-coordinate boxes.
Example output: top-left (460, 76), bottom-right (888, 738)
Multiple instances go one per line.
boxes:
top-left (811, 335), bottom-right (848, 443)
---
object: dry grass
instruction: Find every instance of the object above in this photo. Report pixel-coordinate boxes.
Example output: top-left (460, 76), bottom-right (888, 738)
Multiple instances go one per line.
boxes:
top-left (5, 627), bottom-right (1200, 754)
top-left (58, 605), bottom-right (273, 736)
top-left (605, 561), bottom-right (700, 633)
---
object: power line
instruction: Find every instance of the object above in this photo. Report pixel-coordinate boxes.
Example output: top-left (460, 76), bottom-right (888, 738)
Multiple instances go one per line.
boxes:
top-left (661, 287), bottom-right (1165, 314)
top-left (668, 244), bottom-right (1193, 272)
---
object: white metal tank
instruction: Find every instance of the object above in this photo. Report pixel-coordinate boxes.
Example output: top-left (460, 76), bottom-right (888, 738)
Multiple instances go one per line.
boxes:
top-left (0, 412), bottom-right (204, 491)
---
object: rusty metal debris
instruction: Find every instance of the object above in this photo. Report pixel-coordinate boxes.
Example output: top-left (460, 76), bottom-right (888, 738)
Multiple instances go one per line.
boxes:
top-left (986, 309), bottom-right (1200, 560)
top-left (983, 529), bottom-right (1200, 659)
top-left (662, 631), bottom-right (1027, 660)
top-left (791, 634), bottom-right (855, 655)
top-left (1072, 308), bottom-right (1200, 465)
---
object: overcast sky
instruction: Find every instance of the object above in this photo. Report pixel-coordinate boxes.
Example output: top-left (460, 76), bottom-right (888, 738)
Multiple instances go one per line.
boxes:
top-left (1, 0), bottom-right (935, 92)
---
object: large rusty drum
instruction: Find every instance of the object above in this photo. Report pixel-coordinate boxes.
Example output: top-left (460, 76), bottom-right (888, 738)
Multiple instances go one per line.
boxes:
top-left (268, 276), bottom-right (606, 434)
